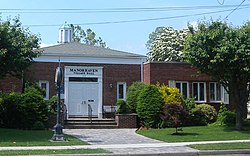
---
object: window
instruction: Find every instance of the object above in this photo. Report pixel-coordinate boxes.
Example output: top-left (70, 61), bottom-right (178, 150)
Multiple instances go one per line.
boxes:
top-left (210, 82), bottom-right (229, 104)
top-left (192, 82), bottom-right (206, 102)
top-left (176, 81), bottom-right (189, 98)
top-left (117, 82), bottom-right (126, 100)
top-left (209, 82), bottom-right (221, 102)
top-left (222, 87), bottom-right (229, 104)
top-left (39, 80), bottom-right (49, 100)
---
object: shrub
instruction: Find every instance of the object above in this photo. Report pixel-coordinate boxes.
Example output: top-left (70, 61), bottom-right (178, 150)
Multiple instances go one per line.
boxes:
top-left (189, 104), bottom-right (217, 126)
top-left (0, 92), bottom-right (22, 128)
top-left (160, 103), bottom-right (187, 134)
top-left (223, 111), bottom-right (236, 125)
top-left (24, 82), bottom-right (46, 97)
top-left (21, 88), bottom-right (48, 129)
top-left (157, 84), bottom-right (183, 105)
top-left (126, 82), bottom-right (148, 113)
top-left (182, 97), bottom-right (196, 112)
top-left (32, 121), bottom-right (45, 130)
top-left (215, 103), bottom-right (236, 126)
top-left (0, 85), bottom-right (48, 129)
top-left (48, 96), bottom-right (57, 114)
top-left (0, 93), bottom-right (5, 127)
top-left (136, 84), bottom-right (164, 128)
top-left (116, 100), bottom-right (128, 114)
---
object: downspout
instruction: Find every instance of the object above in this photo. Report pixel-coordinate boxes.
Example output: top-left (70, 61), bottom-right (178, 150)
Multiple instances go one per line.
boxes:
top-left (140, 58), bottom-right (144, 82)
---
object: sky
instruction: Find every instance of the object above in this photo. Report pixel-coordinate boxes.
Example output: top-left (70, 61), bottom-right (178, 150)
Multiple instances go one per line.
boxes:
top-left (1, 0), bottom-right (250, 56)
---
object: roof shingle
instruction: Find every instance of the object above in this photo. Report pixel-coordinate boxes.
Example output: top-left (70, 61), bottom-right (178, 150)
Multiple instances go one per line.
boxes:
top-left (40, 42), bottom-right (145, 58)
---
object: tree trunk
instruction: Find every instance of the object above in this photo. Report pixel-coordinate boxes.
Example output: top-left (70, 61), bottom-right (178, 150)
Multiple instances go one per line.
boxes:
top-left (231, 82), bottom-right (249, 130)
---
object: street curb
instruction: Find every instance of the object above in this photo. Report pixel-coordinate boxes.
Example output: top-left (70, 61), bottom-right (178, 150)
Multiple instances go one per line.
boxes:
top-left (199, 149), bottom-right (250, 155)
top-left (52, 150), bottom-right (250, 156)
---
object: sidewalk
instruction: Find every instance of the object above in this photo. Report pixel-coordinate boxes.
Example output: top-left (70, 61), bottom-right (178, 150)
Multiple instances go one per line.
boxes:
top-left (0, 129), bottom-right (250, 155)
top-left (1, 141), bottom-right (250, 155)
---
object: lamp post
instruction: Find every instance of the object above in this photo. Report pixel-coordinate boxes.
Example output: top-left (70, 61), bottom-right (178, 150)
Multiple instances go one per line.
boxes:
top-left (51, 63), bottom-right (64, 141)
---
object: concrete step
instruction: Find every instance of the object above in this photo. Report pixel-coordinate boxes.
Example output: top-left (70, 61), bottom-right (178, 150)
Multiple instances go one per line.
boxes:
top-left (65, 121), bottom-right (117, 126)
top-left (64, 124), bottom-right (118, 129)
top-left (64, 117), bottom-right (117, 129)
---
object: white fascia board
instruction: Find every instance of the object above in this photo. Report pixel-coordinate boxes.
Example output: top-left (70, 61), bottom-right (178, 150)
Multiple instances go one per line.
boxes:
top-left (33, 55), bottom-right (146, 65)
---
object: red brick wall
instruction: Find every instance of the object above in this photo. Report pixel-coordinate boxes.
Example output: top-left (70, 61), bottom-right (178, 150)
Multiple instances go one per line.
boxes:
top-left (115, 114), bottom-right (138, 128)
top-left (25, 62), bottom-right (58, 97)
top-left (25, 62), bottom-right (141, 106)
top-left (0, 76), bottom-right (22, 93)
top-left (103, 64), bottom-right (141, 106)
top-left (144, 62), bottom-right (211, 84)
top-left (143, 62), bottom-right (215, 104)
top-left (143, 63), bottom-right (150, 84)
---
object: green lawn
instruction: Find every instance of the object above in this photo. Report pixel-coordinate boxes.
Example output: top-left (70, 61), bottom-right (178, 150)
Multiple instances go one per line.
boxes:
top-left (189, 142), bottom-right (250, 150)
top-left (0, 149), bottom-right (110, 155)
top-left (0, 128), bottom-right (87, 146)
top-left (137, 125), bottom-right (250, 142)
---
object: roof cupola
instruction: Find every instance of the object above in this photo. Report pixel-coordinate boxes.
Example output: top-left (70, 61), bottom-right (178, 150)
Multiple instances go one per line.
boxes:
top-left (58, 22), bottom-right (72, 43)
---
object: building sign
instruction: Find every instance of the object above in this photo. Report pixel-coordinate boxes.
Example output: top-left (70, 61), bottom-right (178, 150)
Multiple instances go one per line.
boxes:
top-left (65, 66), bottom-right (102, 77)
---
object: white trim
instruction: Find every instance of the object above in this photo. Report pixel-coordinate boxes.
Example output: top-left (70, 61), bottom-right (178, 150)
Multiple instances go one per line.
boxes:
top-left (222, 86), bottom-right (229, 104)
top-left (209, 82), bottom-right (222, 103)
top-left (39, 80), bottom-right (49, 100)
top-left (192, 82), bottom-right (206, 103)
top-left (209, 82), bottom-right (229, 104)
top-left (64, 66), bottom-right (103, 119)
top-left (117, 82), bottom-right (126, 101)
top-left (34, 55), bottom-right (146, 65)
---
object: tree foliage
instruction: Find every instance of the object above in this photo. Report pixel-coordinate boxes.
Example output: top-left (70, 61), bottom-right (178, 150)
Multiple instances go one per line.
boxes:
top-left (184, 20), bottom-right (250, 130)
top-left (70, 24), bottom-right (107, 48)
top-left (136, 85), bottom-right (164, 128)
top-left (157, 84), bottom-right (183, 105)
top-left (0, 17), bottom-right (41, 79)
top-left (160, 103), bottom-right (187, 134)
top-left (0, 85), bottom-right (48, 129)
top-left (146, 26), bottom-right (189, 62)
top-left (126, 82), bottom-right (148, 113)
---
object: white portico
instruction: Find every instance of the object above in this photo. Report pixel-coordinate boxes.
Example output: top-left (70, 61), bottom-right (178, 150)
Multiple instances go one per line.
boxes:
top-left (64, 66), bottom-right (103, 118)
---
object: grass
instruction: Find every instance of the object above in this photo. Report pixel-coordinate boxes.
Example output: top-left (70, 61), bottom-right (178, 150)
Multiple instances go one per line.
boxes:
top-left (0, 128), bottom-right (87, 146)
top-left (137, 125), bottom-right (250, 142)
top-left (189, 142), bottom-right (250, 150)
top-left (0, 149), bottom-right (110, 155)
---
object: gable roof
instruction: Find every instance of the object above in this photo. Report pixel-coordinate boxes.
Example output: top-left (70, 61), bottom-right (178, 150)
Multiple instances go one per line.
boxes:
top-left (40, 42), bottom-right (146, 58)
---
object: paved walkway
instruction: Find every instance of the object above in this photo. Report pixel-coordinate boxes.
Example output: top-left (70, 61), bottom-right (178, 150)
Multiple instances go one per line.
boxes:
top-left (63, 129), bottom-right (197, 155)
top-left (62, 129), bottom-right (250, 155)
top-left (1, 129), bottom-right (250, 155)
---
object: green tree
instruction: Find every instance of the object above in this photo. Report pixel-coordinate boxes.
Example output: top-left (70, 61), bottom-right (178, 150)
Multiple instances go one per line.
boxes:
top-left (126, 82), bottom-right (147, 113)
top-left (70, 24), bottom-right (106, 48)
top-left (184, 20), bottom-right (250, 130)
top-left (146, 26), bottom-right (189, 62)
top-left (136, 84), bottom-right (164, 128)
top-left (0, 17), bottom-right (40, 79)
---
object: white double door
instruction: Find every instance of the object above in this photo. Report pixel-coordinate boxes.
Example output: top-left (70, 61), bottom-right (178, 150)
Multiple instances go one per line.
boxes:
top-left (68, 82), bottom-right (99, 116)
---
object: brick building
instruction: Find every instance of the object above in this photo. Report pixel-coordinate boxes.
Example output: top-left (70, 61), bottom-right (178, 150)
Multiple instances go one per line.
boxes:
top-left (0, 23), bottom-right (231, 122)
top-left (144, 62), bottom-right (229, 110)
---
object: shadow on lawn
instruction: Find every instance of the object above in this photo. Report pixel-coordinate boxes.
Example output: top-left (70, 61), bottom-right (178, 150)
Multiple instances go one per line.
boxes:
top-left (171, 132), bottom-right (199, 136)
top-left (222, 125), bottom-right (250, 134)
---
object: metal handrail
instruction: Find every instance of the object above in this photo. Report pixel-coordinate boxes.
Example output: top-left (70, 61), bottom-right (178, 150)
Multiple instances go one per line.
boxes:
top-left (88, 104), bottom-right (93, 124)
